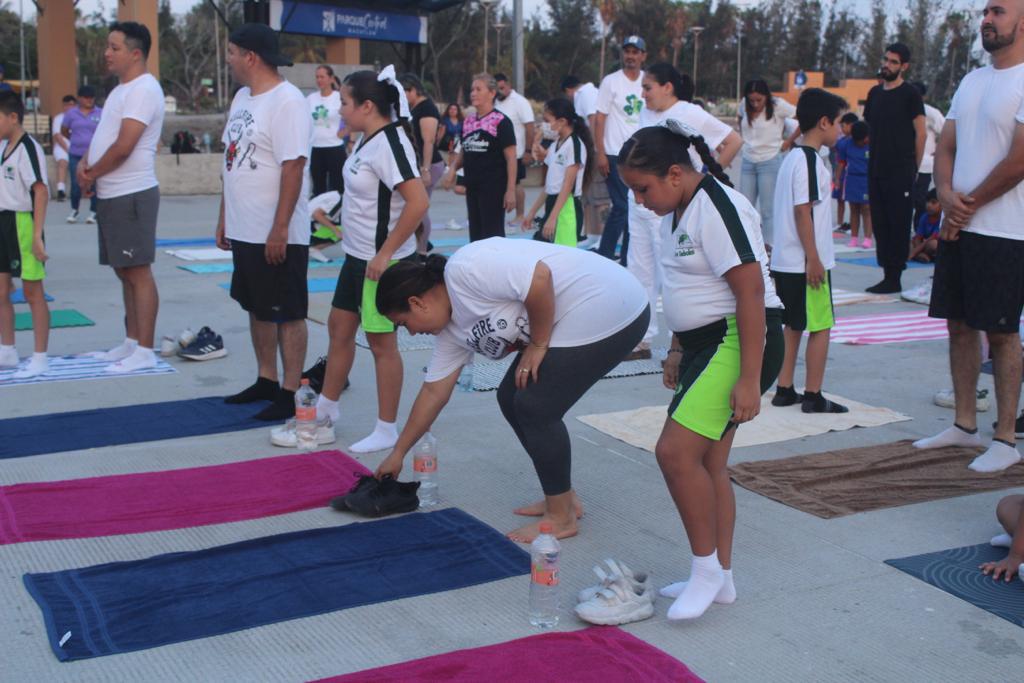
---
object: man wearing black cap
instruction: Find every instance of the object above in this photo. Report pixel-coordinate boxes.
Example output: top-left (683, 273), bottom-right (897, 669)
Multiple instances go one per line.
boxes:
top-left (216, 23), bottom-right (313, 421)
top-left (61, 85), bottom-right (101, 223)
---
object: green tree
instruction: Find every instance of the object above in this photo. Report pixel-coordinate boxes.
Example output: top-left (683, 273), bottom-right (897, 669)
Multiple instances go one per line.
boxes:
top-left (819, 4), bottom-right (862, 84)
top-left (860, 0), bottom-right (887, 76)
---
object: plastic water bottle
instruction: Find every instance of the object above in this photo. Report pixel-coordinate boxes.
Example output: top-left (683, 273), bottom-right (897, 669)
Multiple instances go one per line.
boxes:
top-left (294, 379), bottom-right (318, 451)
top-left (413, 432), bottom-right (439, 507)
top-left (529, 522), bottom-right (561, 628)
top-left (456, 363), bottom-right (474, 392)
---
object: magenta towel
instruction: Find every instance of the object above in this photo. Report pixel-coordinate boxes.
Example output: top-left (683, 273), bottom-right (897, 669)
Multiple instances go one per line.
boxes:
top-left (317, 627), bottom-right (704, 682)
top-left (0, 450), bottom-right (370, 545)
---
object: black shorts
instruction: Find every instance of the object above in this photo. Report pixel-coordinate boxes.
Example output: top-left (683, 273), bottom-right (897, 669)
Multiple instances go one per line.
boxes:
top-left (229, 240), bottom-right (309, 323)
top-left (331, 253), bottom-right (419, 328)
top-left (929, 231), bottom-right (1024, 333)
top-left (0, 211), bottom-right (22, 277)
top-left (516, 159), bottom-right (526, 183)
top-left (771, 271), bottom-right (835, 332)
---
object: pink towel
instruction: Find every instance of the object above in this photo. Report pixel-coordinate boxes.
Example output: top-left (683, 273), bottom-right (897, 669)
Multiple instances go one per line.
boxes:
top-left (0, 450), bottom-right (370, 545)
top-left (317, 627), bottom-right (703, 682)
top-left (829, 310), bottom-right (947, 345)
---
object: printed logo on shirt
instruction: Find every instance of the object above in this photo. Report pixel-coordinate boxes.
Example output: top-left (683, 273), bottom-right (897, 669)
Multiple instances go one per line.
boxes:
top-left (465, 315), bottom-right (529, 359)
top-left (624, 94), bottom-right (643, 117)
top-left (312, 104), bottom-right (331, 127)
top-left (462, 133), bottom-right (491, 154)
top-left (224, 109), bottom-right (258, 172)
top-left (2, 165), bottom-right (13, 181)
top-left (675, 231), bottom-right (695, 257)
top-left (347, 155), bottom-right (364, 175)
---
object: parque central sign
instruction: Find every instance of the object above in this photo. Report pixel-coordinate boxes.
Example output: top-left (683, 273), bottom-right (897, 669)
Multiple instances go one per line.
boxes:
top-left (269, 0), bottom-right (428, 44)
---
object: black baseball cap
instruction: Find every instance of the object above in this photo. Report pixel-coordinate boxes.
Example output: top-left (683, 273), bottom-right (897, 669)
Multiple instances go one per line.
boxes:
top-left (77, 85), bottom-right (96, 98)
top-left (229, 23), bottom-right (293, 67)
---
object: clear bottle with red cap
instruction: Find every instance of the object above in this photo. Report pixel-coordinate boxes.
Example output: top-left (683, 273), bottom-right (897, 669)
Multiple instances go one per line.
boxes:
top-left (529, 521), bottom-right (561, 628)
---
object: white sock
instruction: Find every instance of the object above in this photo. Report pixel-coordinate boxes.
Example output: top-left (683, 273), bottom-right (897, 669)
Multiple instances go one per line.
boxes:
top-left (105, 346), bottom-right (156, 373)
top-left (350, 419), bottom-right (399, 453)
top-left (0, 344), bottom-right (17, 367)
top-left (991, 533), bottom-right (1013, 548)
top-left (316, 394), bottom-right (340, 422)
top-left (57, 182), bottom-right (66, 192)
top-left (12, 352), bottom-right (48, 379)
top-left (968, 441), bottom-right (1022, 473)
top-left (93, 337), bottom-right (138, 362)
top-left (913, 425), bottom-right (982, 450)
top-left (659, 568), bottom-right (736, 604)
top-left (667, 552), bottom-right (724, 620)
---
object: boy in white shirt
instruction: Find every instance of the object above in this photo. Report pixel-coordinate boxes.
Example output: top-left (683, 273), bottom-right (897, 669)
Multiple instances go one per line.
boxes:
top-left (770, 88), bottom-right (850, 414)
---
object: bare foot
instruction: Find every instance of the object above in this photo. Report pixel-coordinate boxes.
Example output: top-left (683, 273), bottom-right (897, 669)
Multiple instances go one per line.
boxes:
top-left (513, 493), bottom-right (585, 519)
top-left (506, 516), bottom-right (579, 544)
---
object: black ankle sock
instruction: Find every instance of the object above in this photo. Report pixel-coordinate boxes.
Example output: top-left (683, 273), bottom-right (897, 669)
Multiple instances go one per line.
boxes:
top-left (993, 437), bottom-right (1016, 447)
top-left (224, 377), bottom-right (279, 404)
top-left (777, 385), bottom-right (797, 396)
top-left (803, 390), bottom-right (823, 401)
top-left (954, 423), bottom-right (979, 435)
top-left (253, 389), bottom-right (296, 421)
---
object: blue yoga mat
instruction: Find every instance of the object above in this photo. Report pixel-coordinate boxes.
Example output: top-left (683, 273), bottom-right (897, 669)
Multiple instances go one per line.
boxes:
top-left (836, 256), bottom-right (932, 269)
top-left (182, 259), bottom-right (344, 274)
top-left (218, 277), bottom-right (337, 293)
top-left (155, 237), bottom-right (217, 247)
top-left (0, 396), bottom-right (268, 459)
top-left (886, 543), bottom-right (1024, 627)
top-left (11, 289), bottom-right (54, 304)
top-left (24, 507), bottom-right (529, 661)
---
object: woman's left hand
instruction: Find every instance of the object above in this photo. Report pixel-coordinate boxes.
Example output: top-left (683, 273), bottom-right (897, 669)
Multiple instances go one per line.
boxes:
top-left (542, 216), bottom-right (556, 241)
top-left (730, 377), bottom-right (761, 424)
top-left (366, 252), bottom-right (390, 281)
top-left (515, 343), bottom-right (548, 389)
top-left (503, 189), bottom-right (516, 212)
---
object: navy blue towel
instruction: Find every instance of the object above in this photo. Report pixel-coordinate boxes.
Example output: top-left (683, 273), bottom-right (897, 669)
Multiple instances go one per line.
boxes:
top-left (24, 508), bottom-right (530, 661)
top-left (0, 397), bottom-right (269, 459)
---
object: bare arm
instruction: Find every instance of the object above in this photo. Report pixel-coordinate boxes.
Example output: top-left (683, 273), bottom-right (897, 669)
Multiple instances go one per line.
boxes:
top-left (375, 368), bottom-right (461, 478)
top-left (29, 182), bottom-right (48, 263)
top-left (913, 114), bottom-right (926, 172)
top-left (442, 148), bottom-right (463, 190)
top-left (723, 262), bottom-right (767, 423)
top-left (515, 261), bottom-right (555, 389)
top-left (418, 116), bottom-right (439, 174)
top-left (715, 131), bottom-right (743, 168)
top-left (82, 119), bottom-right (147, 181)
top-left (593, 112), bottom-right (608, 157)
top-left (215, 195), bottom-right (230, 250)
top-left (523, 122), bottom-right (536, 162)
top-left (967, 121), bottom-right (1024, 212)
top-left (503, 145), bottom-right (517, 210)
top-left (264, 157), bottom-right (306, 265)
top-left (794, 203), bottom-right (823, 288)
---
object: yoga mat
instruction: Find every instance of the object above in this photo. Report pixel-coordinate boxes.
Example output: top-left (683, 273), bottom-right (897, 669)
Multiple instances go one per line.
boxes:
top-left (471, 355), bottom-right (664, 392)
top-left (15, 309), bottom-right (94, 331)
top-left (180, 258), bottom-right (344, 274)
top-left (0, 396), bottom-right (266, 459)
top-left (11, 288), bottom-right (54, 304)
top-left (319, 627), bottom-right (704, 682)
top-left (0, 353), bottom-right (175, 390)
top-left (728, 440), bottom-right (1024, 518)
top-left (218, 277), bottom-right (337, 293)
top-left (0, 450), bottom-right (369, 545)
top-left (24, 508), bottom-right (529, 661)
top-left (164, 247), bottom-right (232, 261)
top-left (155, 237), bottom-right (217, 247)
top-left (578, 392), bottom-right (911, 453)
top-left (829, 310), bottom-right (949, 345)
top-left (356, 327), bottom-right (436, 351)
top-left (837, 255), bottom-right (932, 268)
top-left (886, 544), bottom-right (1024, 627)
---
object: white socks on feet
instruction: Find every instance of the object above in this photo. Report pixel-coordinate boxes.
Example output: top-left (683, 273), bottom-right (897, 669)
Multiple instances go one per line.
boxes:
top-left (660, 568), bottom-right (736, 604)
top-left (969, 441), bottom-right (1022, 473)
top-left (350, 419), bottom-right (398, 453)
top-left (913, 425), bottom-right (982, 450)
top-left (991, 533), bottom-right (1013, 548)
top-left (667, 552), bottom-right (724, 620)
top-left (13, 352), bottom-right (48, 379)
top-left (105, 346), bottom-right (156, 373)
top-left (316, 394), bottom-right (340, 423)
top-left (93, 338), bottom-right (138, 362)
top-left (0, 344), bottom-right (17, 368)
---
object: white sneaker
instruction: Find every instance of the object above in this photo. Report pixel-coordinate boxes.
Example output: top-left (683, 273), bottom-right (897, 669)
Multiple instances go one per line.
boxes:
top-left (177, 327), bottom-right (196, 349)
top-left (66, 210), bottom-right (79, 223)
top-left (85, 212), bottom-right (97, 224)
top-left (12, 355), bottom-right (48, 379)
top-left (0, 346), bottom-right (18, 368)
top-left (309, 249), bottom-right (330, 263)
top-left (270, 416), bottom-right (337, 448)
top-left (159, 336), bottom-right (177, 357)
top-left (933, 388), bottom-right (990, 412)
top-left (574, 574), bottom-right (655, 625)
top-left (105, 347), bottom-right (157, 373)
top-left (577, 559), bottom-right (653, 604)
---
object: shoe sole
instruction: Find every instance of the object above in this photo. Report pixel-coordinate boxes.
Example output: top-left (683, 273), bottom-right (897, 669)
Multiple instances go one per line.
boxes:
top-left (574, 601), bottom-right (655, 625)
top-left (178, 348), bottom-right (228, 361)
top-left (270, 431), bottom-right (337, 448)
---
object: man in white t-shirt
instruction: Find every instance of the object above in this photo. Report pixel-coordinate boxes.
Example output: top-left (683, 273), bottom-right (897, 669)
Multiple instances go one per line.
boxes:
top-left (217, 23), bottom-right (313, 422)
top-left (51, 95), bottom-right (76, 200)
top-left (910, 81), bottom-right (946, 228)
top-left (78, 22), bottom-right (165, 373)
top-left (562, 74), bottom-right (605, 248)
top-left (561, 75), bottom-right (599, 128)
top-left (915, 0), bottom-right (1024, 477)
top-left (595, 35), bottom-right (646, 265)
top-left (494, 73), bottom-right (536, 227)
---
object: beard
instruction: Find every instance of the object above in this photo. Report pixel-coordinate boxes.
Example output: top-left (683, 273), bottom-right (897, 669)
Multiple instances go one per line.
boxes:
top-left (880, 69), bottom-right (900, 82)
top-left (982, 27), bottom-right (1016, 52)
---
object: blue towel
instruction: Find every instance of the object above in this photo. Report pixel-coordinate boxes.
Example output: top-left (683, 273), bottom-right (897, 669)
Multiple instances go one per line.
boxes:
top-left (24, 508), bottom-right (529, 661)
top-left (0, 396), bottom-right (268, 459)
top-left (836, 256), bottom-right (932, 269)
top-left (219, 277), bottom-right (337, 293)
top-left (183, 259), bottom-right (344, 274)
top-left (155, 237), bottom-right (217, 247)
top-left (11, 288), bottom-right (54, 304)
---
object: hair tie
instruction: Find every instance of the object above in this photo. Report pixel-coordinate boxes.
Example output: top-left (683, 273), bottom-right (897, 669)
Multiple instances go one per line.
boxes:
top-left (660, 118), bottom-right (701, 140)
top-left (377, 64), bottom-right (411, 122)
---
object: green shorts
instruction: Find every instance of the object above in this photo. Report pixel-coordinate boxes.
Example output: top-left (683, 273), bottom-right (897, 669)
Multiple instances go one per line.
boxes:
top-left (0, 210), bottom-right (44, 281)
top-left (331, 254), bottom-right (416, 333)
top-left (771, 270), bottom-right (834, 332)
top-left (667, 310), bottom-right (784, 440)
top-left (543, 194), bottom-right (583, 247)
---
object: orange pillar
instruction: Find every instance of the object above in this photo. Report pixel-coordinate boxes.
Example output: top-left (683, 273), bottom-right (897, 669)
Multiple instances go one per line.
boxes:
top-left (36, 0), bottom-right (77, 117)
top-left (325, 38), bottom-right (360, 65)
top-left (117, 0), bottom-right (161, 79)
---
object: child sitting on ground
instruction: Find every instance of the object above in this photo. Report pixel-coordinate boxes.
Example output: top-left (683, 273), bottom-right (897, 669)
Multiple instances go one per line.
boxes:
top-left (770, 88), bottom-right (849, 414)
top-left (909, 189), bottom-right (941, 263)
top-left (308, 190), bottom-right (343, 263)
top-left (0, 91), bottom-right (50, 378)
top-left (982, 493), bottom-right (1024, 583)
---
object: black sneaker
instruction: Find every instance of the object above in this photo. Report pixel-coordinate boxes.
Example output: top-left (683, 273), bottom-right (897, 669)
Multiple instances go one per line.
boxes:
top-left (178, 326), bottom-right (227, 360)
top-left (837, 222), bottom-right (851, 233)
top-left (301, 355), bottom-right (350, 394)
top-left (333, 474), bottom-right (420, 517)
top-left (992, 411), bottom-right (1024, 438)
top-left (329, 475), bottom-right (378, 511)
top-left (57, 189), bottom-right (67, 201)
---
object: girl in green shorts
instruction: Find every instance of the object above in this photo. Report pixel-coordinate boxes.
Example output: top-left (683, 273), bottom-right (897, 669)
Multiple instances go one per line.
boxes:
top-left (618, 120), bottom-right (784, 621)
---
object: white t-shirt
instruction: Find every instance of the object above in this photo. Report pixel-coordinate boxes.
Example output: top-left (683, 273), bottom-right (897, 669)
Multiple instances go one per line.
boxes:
top-left (740, 97), bottom-right (796, 163)
top-left (573, 83), bottom-right (599, 124)
top-left (770, 146), bottom-right (836, 273)
top-left (341, 123), bottom-right (419, 261)
top-left (309, 190), bottom-right (342, 222)
top-left (919, 103), bottom-right (946, 174)
top-left (544, 133), bottom-right (586, 196)
top-left (494, 89), bottom-right (534, 158)
top-left (639, 100), bottom-right (733, 170)
top-left (424, 238), bottom-right (648, 382)
top-left (596, 69), bottom-right (644, 156)
top-left (87, 73), bottom-right (165, 199)
top-left (661, 176), bottom-right (780, 332)
top-left (307, 90), bottom-right (344, 149)
top-left (947, 63), bottom-right (1024, 240)
top-left (222, 80), bottom-right (312, 245)
top-left (0, 135), bottom-right (48, 212)
top-left (51, 112), bottom-right (69, 161)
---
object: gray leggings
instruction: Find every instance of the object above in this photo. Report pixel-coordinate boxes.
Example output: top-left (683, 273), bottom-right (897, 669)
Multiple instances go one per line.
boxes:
top-left (496, 307), bottom-right (650, 496)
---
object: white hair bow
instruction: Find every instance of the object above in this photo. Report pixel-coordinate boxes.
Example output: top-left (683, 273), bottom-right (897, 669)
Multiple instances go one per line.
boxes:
top-left (377, 64), bottom-right (411, 122)
top-left (660, 118), bottom-right (702, 140)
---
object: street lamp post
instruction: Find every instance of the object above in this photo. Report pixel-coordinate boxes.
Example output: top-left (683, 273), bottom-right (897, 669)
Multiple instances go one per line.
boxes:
top-left (735, 22), bottom-right (742, 105)
top-left (493, 21), bottom-right (507, 65)
top-left (480, 0), bottom-right (498, 73)
top-left (690, 26), bottom-right (705, 98)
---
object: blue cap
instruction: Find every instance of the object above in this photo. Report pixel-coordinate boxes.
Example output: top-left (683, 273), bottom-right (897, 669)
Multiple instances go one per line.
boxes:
top-left (623, 35), bottom-right (646, 52)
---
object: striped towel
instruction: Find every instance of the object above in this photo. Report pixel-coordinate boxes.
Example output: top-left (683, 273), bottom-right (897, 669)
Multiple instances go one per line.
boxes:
top-left (0, 354), bottom-right (175, 387)
top-left (829, 310), bottom-right (947, 345)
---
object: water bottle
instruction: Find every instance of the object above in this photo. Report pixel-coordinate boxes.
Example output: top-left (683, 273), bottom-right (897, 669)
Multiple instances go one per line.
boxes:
top-left (529, 522), bottom-right (561, 628)
top-left (413, 432), bottom-right (439, 507)
top-left (456, 363), bottom-right (474, 392)
top-left (294, 379), bottom-right (318, 451)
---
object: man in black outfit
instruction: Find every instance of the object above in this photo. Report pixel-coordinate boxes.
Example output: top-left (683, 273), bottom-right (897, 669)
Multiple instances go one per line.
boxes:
top-left (862, 42), bottom-right (927, 293)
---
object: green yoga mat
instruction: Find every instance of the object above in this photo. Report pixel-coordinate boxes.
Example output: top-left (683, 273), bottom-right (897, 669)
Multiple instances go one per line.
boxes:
top-left (15, 309), bottom-right (94, 331)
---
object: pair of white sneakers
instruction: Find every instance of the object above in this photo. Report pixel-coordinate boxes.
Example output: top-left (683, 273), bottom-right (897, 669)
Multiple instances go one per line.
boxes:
top-left (270, 416), bottom-right (337, 448)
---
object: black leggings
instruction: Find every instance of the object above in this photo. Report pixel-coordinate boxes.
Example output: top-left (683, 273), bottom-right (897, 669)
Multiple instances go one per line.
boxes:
top-left (496, 307), bottom-right (650, 496)
top-left (465, 184), bottom-right (506, 242)
top-left (310, 146), bottom-right (347, 195)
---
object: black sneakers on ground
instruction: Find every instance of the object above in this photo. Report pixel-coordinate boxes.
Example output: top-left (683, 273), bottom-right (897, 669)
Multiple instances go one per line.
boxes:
top-left (991, 411), bottom-right (1024, 438)
top-left (178, 326), bottom-right (227, 360)
top-left (302, 355), bottom-right (350, 394)
top-left (330, 474), bottom-right (420, 517)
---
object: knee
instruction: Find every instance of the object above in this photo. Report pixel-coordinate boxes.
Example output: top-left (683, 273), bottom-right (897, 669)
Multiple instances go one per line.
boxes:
top-left (987, 332), bottom-right (1019, 351)
top-left (367, 335), bottom-right (398, 360)
top-left (0, 279), bottom-right (11, 299)
top-left (996, 495), bottom-right (1022, 524)
top-left (22, 281), bottom-right (45, 301)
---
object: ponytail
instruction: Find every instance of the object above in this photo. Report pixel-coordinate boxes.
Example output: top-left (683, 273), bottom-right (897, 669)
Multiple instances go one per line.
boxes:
top-left (543, 97), bottom-right (596, 191)
top-left (618, 120), bottom-right (732, 188)
top-left (376, 254), bottom-right (448, 315)
top-left (645, 62), bottom-right (689, 102)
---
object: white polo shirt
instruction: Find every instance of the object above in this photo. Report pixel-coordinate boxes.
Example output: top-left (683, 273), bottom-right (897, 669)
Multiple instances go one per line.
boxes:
top-left (0, 135), bottom-right (48, 212)
top-left (770, 146), bottom-right (836, 273)
top-left (544, 133), bottom-right (586, 197)
top-left (639, 101), bottom-right (733, 170)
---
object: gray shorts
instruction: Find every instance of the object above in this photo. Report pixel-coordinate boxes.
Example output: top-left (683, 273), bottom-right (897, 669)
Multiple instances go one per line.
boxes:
top-left (97, 185), bottom-right (159, 268)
